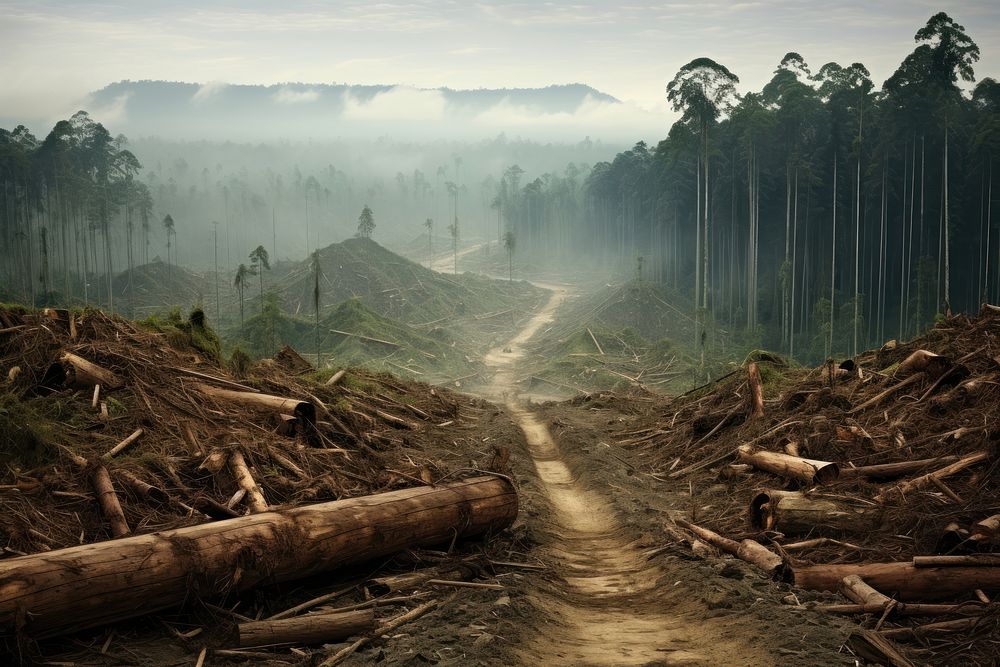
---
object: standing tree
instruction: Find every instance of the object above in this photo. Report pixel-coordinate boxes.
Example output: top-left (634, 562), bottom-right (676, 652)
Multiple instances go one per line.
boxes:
top-left (666, 57), bottom-right (740, 346)
top-left (234, 263), bottom-right (252, 327)
top-left (311, 250), bottom-right (322, 367)
top-left (356, 205), bottom-right (375, 239)
top-left (249, 245), bottom-right (270, 316)
top-left (503, 230), bottom-right (515, 282)
top-left (162, 214), bottom-right (175, 281)
top-left (423, 218), bottom-right (433, 266)
top-left (491, 194), bottom-right (502, 243)
top-left (449, 220), bottom-right (459, 274)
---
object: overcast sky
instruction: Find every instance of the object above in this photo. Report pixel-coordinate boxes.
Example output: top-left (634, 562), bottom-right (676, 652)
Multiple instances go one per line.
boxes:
top-left (3, 1), bottom-right (999, 135)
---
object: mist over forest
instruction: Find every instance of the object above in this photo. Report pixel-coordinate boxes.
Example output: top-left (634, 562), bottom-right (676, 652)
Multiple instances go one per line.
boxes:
top-left (2, 10), bottom-right (998, 371)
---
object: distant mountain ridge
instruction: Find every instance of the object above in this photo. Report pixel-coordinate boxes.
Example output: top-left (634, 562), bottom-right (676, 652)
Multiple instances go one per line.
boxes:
top-left (86, 80), bottom-right (623, 141)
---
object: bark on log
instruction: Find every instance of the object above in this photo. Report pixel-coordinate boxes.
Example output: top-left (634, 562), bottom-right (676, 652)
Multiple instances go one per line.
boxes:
top-left (229, 451), bottom-right (268, 513)
top-left (821, 601), bottom-right (988, 616)
top-left (325, 369), bottom-right (347, 386)
top-left (749, 490), bottom-right (879, 535)
top-left (736, 445), bottom-right (839, 485)
top-left (237, 610), bottom-right (374, 648)
top-left (103, 428), bottom-right (143, 459)
top-left (113, 469), bottom-right (169, 505)
top-left (192, 382), bottom-right (316, 424)
top-left (912, 555), bottom-right (1000, 568)
top-left (0, 476), bottom-right (516, 638)
top-left (747, 363), bottom-right (765, 420)
top-left (675, 519), bottom-right (783, 576)
top-left (46, 352), bottom-right (122, 390)
top-left (791, 562), bottom-right (1000, 600)
top-left (674, 519), bottom-right (739, 554)
top-left (847, 373), bottom-right (923, 415)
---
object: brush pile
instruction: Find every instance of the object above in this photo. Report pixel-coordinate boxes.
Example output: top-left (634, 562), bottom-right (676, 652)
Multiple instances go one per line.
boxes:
top-left (0, 305), bottom-right (521, 663)
top-left (607, 305), bottom-right (1000, 665)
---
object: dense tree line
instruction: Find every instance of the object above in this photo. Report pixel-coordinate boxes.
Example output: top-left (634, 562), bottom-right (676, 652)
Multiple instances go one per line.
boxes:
top-left (0, 111), bottom-right (150, 312)
top-left (499, 12), bottom-right (1000, 363)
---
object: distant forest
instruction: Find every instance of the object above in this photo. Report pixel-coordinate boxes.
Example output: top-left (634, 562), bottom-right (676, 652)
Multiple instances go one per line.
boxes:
top-left (498, 12), bottom-right (999, 362)
top-left (2, 11), bottom-right (998, 366)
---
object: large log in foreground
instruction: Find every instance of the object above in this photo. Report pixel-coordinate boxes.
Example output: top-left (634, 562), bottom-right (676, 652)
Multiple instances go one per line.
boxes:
top-left (792, 562), bottom-right (1000, 601)
top-left (0, 476), bottom-right (516, 638)
top-left (736, 445), bottom-right (839, 485)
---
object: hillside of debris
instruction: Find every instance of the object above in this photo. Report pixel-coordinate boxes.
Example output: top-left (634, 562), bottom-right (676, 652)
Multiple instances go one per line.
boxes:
top-left (577, 304), bottom-right (1000, 665)
top-left (521, 280), bottom-right (706, 396)
top-left (0, 305), bottom-right (529, 665)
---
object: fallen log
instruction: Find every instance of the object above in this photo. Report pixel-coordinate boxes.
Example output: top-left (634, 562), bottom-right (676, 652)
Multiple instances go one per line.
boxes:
top-left (0, 476), bottom-right (517, 638)
top-left (113, 469), bottom-right (169, 505)
top-left (839, 456), bottom-right (961, 481)
top-left (325, 369), bottom-right (346, 386)
top-left (821, 601), bottom-right (988, 616)
top-left (791, 562), bottom-right (1000, 600)
top-left (746, 362), bottom-right (765, 420)
top-left (847, 373), bottom-right (924, 415)
top-left (45, 352), bottom-right (122, 390)
top-left (92, 465), bottom-right (131, 538)
top-left (736, 445), bottom-right (840, 485)
top-left (841, 574), bottom-right (892, 608)
top-left (192, 382), bottom-right (316, 424)
top-left (674, 519), bottom-right (783, 576)
top-left (236, 610), bottom-right (374, 648)
top-left (874, 452), bottom-right (989, 503)
top-left (749, 490), bottom-right (879, 535)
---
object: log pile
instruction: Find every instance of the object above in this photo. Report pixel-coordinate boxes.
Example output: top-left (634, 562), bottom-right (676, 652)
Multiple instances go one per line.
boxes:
top-left (606, 305), bottom-right (1000, 665)
top-left (0, 306), bottom-right (522, 662)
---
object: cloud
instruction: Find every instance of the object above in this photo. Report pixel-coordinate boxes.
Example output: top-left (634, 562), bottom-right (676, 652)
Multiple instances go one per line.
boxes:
top-left (87, 92), bottom-right (132, 127)
top-left (272, 87), bottom-right (320, 104)
top-left (342, 86), bottom-right (446, 121)
top-left (470, 95), bottom-right (663, 142)
top-left (192, 81), bottom-right (228, 104)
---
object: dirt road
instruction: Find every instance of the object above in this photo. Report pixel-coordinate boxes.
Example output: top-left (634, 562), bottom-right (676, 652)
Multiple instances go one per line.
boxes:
top-left (482, 286), bottom-right (770, 666)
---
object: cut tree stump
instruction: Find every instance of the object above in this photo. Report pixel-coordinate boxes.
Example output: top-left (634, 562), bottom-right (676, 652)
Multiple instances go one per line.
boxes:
top-left (236, 610), bottom-right (374, 648)
top-left (0, 476), bottom-right (517, 638)
top-left (749, 490), bottom-right (879, 536)
top-left (746, 362), bottom-right (765, 420)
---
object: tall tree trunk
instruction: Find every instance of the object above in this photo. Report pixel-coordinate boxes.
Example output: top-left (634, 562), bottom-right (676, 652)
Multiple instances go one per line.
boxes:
top-left (829, 154), bottom-right (837, 358)
top-left (943, 119), bottom-right (951, 313)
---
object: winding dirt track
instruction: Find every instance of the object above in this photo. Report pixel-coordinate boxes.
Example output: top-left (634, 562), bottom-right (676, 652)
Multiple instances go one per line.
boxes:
top-left (482, 286), bottom-right (761, 666)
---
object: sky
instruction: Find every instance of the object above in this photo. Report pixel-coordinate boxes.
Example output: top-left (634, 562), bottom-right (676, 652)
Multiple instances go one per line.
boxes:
top-left (2, 1), bottom-right (1000, 140)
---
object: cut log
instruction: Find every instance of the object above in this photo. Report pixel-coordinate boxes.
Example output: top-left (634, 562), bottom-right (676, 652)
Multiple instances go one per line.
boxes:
top-left (192, 382), bottom-right (316, 424)
top-left (897, 349), bottom-right (950, 378)
top-left (325, 369), bottom-right (347, 386)
top-left (821, 601), bottom-right (987, 616)
top-left (746, 362), bottom-right (765, 420)
top-left (736, 539), bottom-right (783, 576)
top-left (846, 629), bottom-right (915, 667)
top-left (791, 561), bottom-right (1000, 600)
top-left (103, 428), bottom-right (143, 459)
top-left (45, 352), bottom-right (122, 390)
top-left (365, 563), bottom-right (476, 597)
top-left (113, 469), bottom-right (169, 505)
top-left (736, 445), bottom-right (839, 485)
top-left (229, 451), bottom-right (267, 513)
top-left (91, 465), bottom-right (130, 538)
top-left (874, 452), bottom-right (989, 503)
top-left (749, 490), bottom-right (879, 535)
top-left (674, 519), bottom-right (739, 554)
top-left (840, 574), bottom-right (892, 608)
top-left (236, 610), bottom-right (374, 648)
top-left (0, 476), bottom-right (516, 638)
top-left (971, 514), bottom-right (1000, 543)
top-left (168, 366), bottom-right (260, 393)
top-left (91, 384), bottom-right (100, 410)
top-left (587, 328), bottom-right (605, 355)
top-left (840, 456), bottom-right (960, 481)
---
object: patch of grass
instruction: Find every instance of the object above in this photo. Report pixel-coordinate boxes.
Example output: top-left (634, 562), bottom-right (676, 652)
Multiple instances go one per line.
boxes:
top-left (140, 307), bottom-right (222, 364)
top-left (0, 391), bottom-right (61, 467)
